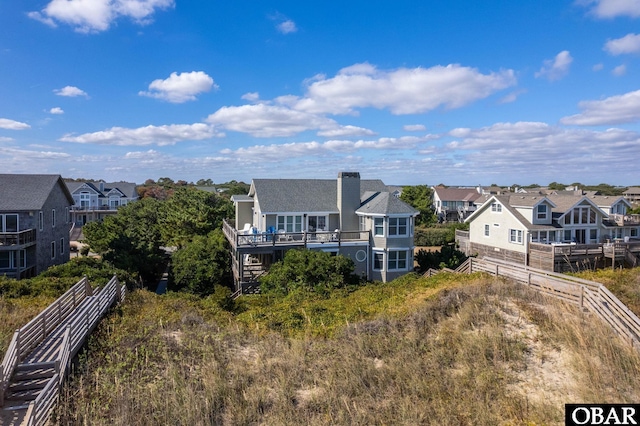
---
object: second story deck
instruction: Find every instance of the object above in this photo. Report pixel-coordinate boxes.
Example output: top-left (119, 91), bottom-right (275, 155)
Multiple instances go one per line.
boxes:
top-left (223, 219), bottom-right (370, 251)
top-left (0, 229), bottom-right (37, 249)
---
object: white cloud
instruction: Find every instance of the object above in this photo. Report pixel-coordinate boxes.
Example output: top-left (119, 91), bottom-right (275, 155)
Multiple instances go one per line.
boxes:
top-left (0, 118), bottom-right (30, 130)
top-left (535, 51), bottom-right (573, 81)
top-left (612, 64), bottom-right (627, 76)
top-left (604, 33), bottom-right (640, 55)
top-left (49, 107), bottom-right (64, 114)
top-left (561, 89), bottom-right (640, 125)
top-left (54, 86), bottom-right (88, 97)
top-left (593, 63), bottom-right (604, 71)
top-left (403, 124), bottom-right (427, 132)
top-left (277, 19), bottom-right (297, 34)
top-left (241, 92), bottom-right (261, 102)
top-left (206, 104), bottom-right (339, 137)
top-left (0, 137), bottom-right (13, 142)
top-left (579, 0), bottom-right (640, 18)
top-left (139, 71), bottom-right (216, 103)
top-left (317, 125), bottom-right (377, 138)
top-left (498, 89), bottom-right (527, 104)
top-left (59, 123), bottom-right (222, 146)
top-left (29, 0), bottom-right (174, 33)
top-left (293, 63), bottom-right (516, 115)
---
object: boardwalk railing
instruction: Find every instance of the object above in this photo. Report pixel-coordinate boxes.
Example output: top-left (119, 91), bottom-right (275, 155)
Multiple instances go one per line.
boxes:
top-left (0, 277), bottom-right (93, 404)
top-left (1, 275), bottom-right (126, 426)
top-left (466, 257), bottom-right (640, 349)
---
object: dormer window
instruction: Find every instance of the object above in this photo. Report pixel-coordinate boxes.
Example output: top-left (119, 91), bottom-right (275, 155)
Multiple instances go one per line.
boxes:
top-left (491, 203), bottom-right (502, 213)
top-left (537, 204), bottom-right (547, 220)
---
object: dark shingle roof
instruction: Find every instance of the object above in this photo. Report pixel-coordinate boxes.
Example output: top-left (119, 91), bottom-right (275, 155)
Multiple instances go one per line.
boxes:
top-left (356, 192), bottom-right (419, 216)
top-left (0, 174), bottom-right (73, 210)
top-left (251, 179), bottom-right (388, 213)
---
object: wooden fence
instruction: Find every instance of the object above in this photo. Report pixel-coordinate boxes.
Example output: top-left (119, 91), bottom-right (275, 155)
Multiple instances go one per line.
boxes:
top-left (0, 275), bottom-right (126, 426)
top-left (463, 257), bottom-right (640, 349)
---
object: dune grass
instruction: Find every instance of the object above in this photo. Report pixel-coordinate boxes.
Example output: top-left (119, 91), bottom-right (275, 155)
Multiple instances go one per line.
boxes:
top-left (50, 271), bottom-right (640, 425)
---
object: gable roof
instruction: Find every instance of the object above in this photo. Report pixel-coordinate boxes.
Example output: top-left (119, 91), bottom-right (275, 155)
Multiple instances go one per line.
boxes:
top-left (0, 174), bottom-right (73, 211)
top-left (432, 187), bottom-right (482, 203)
top-left (249, 178), bottom-right (388, 213)
top-left (65, 180), bottom-right (138, 199)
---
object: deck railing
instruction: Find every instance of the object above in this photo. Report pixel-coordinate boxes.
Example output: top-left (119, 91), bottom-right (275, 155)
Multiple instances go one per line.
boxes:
top-left (223, 219), bottom-right (369, 250)
top-left (608, 213), bottom-right (640, 226)
top-left (0, 229), bottom-right (37, 247)
top-left (467, 257), bottom-right (640, 349)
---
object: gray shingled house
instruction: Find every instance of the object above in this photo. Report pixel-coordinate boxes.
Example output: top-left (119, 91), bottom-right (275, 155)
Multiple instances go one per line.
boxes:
top-left (0, 174), bottom-right (74, 278)
top-left (65, 180), bottom-right (138, 226)
top-left (223, 172), bottom-right (419, 293)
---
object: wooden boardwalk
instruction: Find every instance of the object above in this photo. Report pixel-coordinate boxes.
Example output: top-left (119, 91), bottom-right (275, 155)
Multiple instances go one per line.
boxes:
top-left (0, 276), bottom-right (126, 426)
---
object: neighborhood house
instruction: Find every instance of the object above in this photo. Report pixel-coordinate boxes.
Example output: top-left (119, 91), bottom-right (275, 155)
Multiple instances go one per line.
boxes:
top-left (65, 180), bottom-right (138, 226)
top-left (223, 172), bottom-right (419, 293)
top-left (0, 174), bottom-right (74, 278)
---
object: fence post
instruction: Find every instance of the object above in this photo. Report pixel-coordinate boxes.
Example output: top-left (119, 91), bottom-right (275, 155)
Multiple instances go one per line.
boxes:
top-left (84, 276), bottom-right (93, 297)
top-left (579, 286), bottom-right (584, 308)
top-left (495, 264), bottom-right (499, 276)
top-left (527, 273), bottom-right (531, 287)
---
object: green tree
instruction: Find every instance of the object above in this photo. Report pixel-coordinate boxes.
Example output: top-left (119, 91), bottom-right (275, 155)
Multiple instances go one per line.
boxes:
top-left (83, 198), bottom-right (166, 285)
top-left (170, 230), bottom-right (231, 296)
top-left (159, 187), bottom-right (233, 247)
top-left (400, 185), bottom-right (436, 226)
top-left (260, 250), bottom-right (360, 296)
top-left (414, 244), bottom-right (468, 272)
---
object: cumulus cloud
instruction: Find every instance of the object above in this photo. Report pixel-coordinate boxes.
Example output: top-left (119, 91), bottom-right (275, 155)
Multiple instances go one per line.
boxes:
top-left (206, 104), bottom-right (339, 137)
top-left (498, 89), bottom-right (527, 104)
top-left (403, 124), bottom-right (427, 132)
top-left (59, 123), bottom-right (222, 146)
top-left (277, 19), bottom-right (297, 34)
top-left (29, 0), bottom-right (174, 33)
top-left (561, 89), bottom-right (640, 125)
top-left (49, 107), bottom-right (64, 114)
top-left (241, 92), bottom-right (261, 102)
top-left (0, 118), bottom-right (30, 130)
top-left (604, 33), bottom-right (640, 55)
top-left (579, 0), bottom-right (640, 18)
top-left (54, 86), bottom-right (88, 97)
top-left (293, 63), bottom-right (516, 115)
top-left (535, 51), bottom-right (573, 81)
top-left (139, 71), bottom-right (217, 103)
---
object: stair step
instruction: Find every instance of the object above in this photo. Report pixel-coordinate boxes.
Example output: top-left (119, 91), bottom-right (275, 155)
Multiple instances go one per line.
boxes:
top-left (5, 388), bottom-right (42, 402)
top-left (16, 361), bottom-right (57, 372)
top-left (8, 377), bottom-right (50, 392)
top-left (2, 403), bottom-right (30, 411)
top-left (13, 366), bottom-right (56, 381)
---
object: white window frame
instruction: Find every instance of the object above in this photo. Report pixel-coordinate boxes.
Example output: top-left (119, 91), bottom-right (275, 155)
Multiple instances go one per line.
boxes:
top-left (373, 251), bottom-right (384, 271)
top-left (491, 203), bottom-right (502, 213)
top-left (0, 214), bottom-right (19, 233)
top-left (484, 224), bottom-right (490, 237)
top-left (276, 215), bottom-right (303, 233)
top-left (387, 250), bottom-right (409, 271)
top-left (509, 229), bottom-right (523, 244)
top-left (374, 217), bottom-right (384, 237)
top-left (307, 215), bottom-right (327, 232)
top-left (388, 217), bottom-right (408, 237)
top-left (537, 204), bottom-right (547, 220)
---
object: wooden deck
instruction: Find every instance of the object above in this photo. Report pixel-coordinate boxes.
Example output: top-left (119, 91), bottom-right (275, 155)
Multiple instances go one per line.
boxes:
top-left (0, 276), bottom-right (126, 426)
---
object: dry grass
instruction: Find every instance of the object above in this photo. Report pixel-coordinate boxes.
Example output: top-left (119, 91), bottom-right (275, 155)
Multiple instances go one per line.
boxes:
top-left (50, 274), bottom-right (640, 426)
top-left (0, 296), bottom-right (56, 354)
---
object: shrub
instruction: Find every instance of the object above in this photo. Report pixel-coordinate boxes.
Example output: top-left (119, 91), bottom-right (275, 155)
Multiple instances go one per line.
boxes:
top-left (415, 244), bottom-right (469, 272)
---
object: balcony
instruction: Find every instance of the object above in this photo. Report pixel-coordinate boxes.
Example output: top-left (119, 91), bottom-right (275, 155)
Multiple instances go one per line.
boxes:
top-left (608, 214), bottom-right (640, 226)
top-left (0, 229), bottom-right (36, 248)
top-left (71, 205), bottom-right (119, 212)
top-left (223, 219), bottom-right (369, 251)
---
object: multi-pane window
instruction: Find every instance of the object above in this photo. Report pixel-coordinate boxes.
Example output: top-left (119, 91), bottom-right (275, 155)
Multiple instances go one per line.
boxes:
top-left (565, 207), bottom-right (596, 225)
top-left (80, 192), bottom-right (91, 207)
top-left (0, 214), bottom-right (18, 232)
top-left (373, 252), bottom-right (384, 270)
top-left (388, 217), bottom-right (408, 236)
top-left (509, 229), bottom-right (523, 244)
top-left (277, 215), bottom-right (303, 232)
top-left (590, 229), bottom-right (598, 241)
top-left (491, 203), bottom-right (502, 212)
top-left (374, 218), bottom-right (384, 236)
top-left (308, 215), bottom-right (327, 231)
top-left (484, 224), bottom-right (490, 236)
top-left (388, 250), bottom-right (408, 270)
top-left (537, 204), bottom-right (547, 220)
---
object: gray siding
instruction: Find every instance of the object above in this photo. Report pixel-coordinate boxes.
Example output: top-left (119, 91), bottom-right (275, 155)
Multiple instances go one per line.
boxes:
top-left (36, 184), bottom-right (72, 274)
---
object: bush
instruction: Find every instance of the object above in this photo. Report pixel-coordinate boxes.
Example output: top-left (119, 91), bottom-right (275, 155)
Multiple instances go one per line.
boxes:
top-left (414, 223), bottom-right (469, 246)
top-left (260, 250), bottom-right (360, 296)
top-left (415, 244), bottom-right (469, 272)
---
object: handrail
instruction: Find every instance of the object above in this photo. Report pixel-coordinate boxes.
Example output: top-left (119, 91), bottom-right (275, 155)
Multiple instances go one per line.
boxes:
top-left (468, 258), bottom-right (640, 349)
top-left (0, 276), bottom-right (91, 405)
top-left (15, 275), bottom-right (126, 425)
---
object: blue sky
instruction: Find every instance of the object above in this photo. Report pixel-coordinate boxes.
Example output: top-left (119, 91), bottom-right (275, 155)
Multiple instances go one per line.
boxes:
top-left (1, 0), bottom-right (640, 186)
